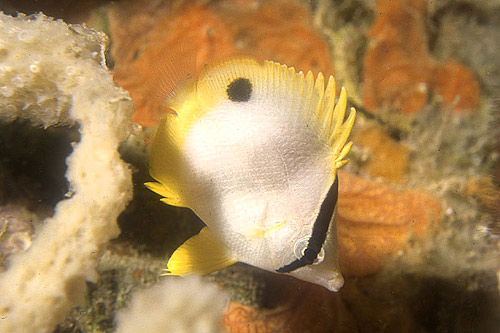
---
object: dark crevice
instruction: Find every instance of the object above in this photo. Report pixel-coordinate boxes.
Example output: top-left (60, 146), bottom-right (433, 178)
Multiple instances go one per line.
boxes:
top-left (0, 119), bottom-right (79, 216)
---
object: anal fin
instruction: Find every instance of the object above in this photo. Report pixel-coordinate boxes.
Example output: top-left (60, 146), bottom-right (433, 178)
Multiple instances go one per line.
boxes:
top-left (162, 227), bottom-right (237, 276)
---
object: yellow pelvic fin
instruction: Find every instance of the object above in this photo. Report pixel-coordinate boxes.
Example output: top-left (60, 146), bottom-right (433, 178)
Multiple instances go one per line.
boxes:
top-left (248, 220), bottom-right (288, 238)
top-left (144, 181), bottom-right (186, 208)
top-left (162, 227), bottom-right (237, 276)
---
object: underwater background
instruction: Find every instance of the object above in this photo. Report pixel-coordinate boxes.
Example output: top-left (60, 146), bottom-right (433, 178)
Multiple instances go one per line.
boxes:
top-left (0, 0), bottom-right (499, 332)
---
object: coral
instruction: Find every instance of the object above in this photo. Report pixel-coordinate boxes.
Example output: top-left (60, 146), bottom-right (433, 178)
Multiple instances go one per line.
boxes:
top-left (0, 205), bottom-right (37, 270)
top-left (110, 0), bottom-right (333, 126)
top-left (223, 275), bottom-right (357, 332)
top-left (221, 0), bottom-right (333, 76)
top-left (1, 0), bottom-right (107, 24)
top-left (116, 275), bottom-right (229, 333)
top-left (354, 125), bottom-right (409, 182)
top-left (0, 12), bottom-right (134, 333)
top-left (336, 172), bottom-right (442, 276)
top-left (362, 0), bottom-right (481, 114)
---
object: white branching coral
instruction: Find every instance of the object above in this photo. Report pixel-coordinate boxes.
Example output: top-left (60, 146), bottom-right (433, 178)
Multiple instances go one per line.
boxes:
top-left (0, 12), bottom-right (134, 333)
top-left (116, 276), bottom-right (229, 333)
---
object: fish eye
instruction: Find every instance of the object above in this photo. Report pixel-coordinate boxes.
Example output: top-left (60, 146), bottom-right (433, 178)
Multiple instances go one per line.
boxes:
top-left (226, 77), bottom-right (252, 102)
top-left (294, 236), bottom-right (325, 265)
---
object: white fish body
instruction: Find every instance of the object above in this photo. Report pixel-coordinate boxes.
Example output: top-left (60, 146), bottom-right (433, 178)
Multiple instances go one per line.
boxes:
top-left (146, 58), bottom-right (355, 291)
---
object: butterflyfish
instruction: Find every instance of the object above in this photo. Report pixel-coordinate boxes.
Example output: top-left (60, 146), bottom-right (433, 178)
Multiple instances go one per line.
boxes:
top-left (146, 58), bottom-right (356, 292)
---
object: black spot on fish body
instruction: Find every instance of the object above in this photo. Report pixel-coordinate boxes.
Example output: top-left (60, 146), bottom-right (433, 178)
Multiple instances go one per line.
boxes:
top-left (227, 77), bottom-right (252, 102)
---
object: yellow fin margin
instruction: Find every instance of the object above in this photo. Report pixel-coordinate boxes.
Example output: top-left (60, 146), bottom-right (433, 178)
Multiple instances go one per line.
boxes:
top-left (197, 58), bottom-right (356, 160)
top-left (162, 228), bottom-right (237, 276)
top-left (331, 106), bottom-right (356, 158)
top-left (260, 61), bottom-right (356, 168)
top-left (145, 181), bottom-right (186, 207)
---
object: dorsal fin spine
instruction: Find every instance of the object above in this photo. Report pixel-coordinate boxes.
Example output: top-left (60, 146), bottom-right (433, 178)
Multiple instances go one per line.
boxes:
top-left (337, 141), bottom-right (354, 163)
top-left (314, 72), bottom-right (325, 122)
top-left (323, 76), bottom-right (336, 130)
top-left (331, 107), bottom-right (356, 157)
top-left (295, 71), bottom-right (306, 109)
top-left (305, 71), bottom-right (315, 102)
top-left (332, 87), bottom-right (348, 135)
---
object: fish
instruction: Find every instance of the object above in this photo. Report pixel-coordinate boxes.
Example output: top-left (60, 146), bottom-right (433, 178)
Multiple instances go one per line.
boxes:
top-left (145, 57), bottom-right (356, 291)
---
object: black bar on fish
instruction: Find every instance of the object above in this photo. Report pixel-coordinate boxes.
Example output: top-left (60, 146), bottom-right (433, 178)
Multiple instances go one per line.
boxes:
top-left (276, 176), bottom-right (338, 273)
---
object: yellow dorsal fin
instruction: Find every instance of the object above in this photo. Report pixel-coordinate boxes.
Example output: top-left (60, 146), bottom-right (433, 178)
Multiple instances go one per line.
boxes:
top-left (195, 58), bottom-right (356, 163)
top-left (314, 72), bottom-right (325, 119)
top-left (162, 228), bottom-right (237, 276)
top-left (304, 70), bottom-right (315, 105)
top-left (164, 80), bottom-right (196, 113)
top-left (331, 106), bottom-right (356, 159)
top-left (322, 76), bottom-right (336, 129)
top-left (332, 87), bottom-right (348, 135)
top-left (145, 181), bottom-right (186, 207)
top-left (147, 114), bottom-right (189, 209)
top-left (259, 61), bottom-right (356, 167)
top-left (149, 58), bottom-right (356, 197)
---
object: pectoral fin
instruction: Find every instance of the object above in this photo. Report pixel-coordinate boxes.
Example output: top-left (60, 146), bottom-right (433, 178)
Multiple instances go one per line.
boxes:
top-left (162, 227), bottom-right (237, 276)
